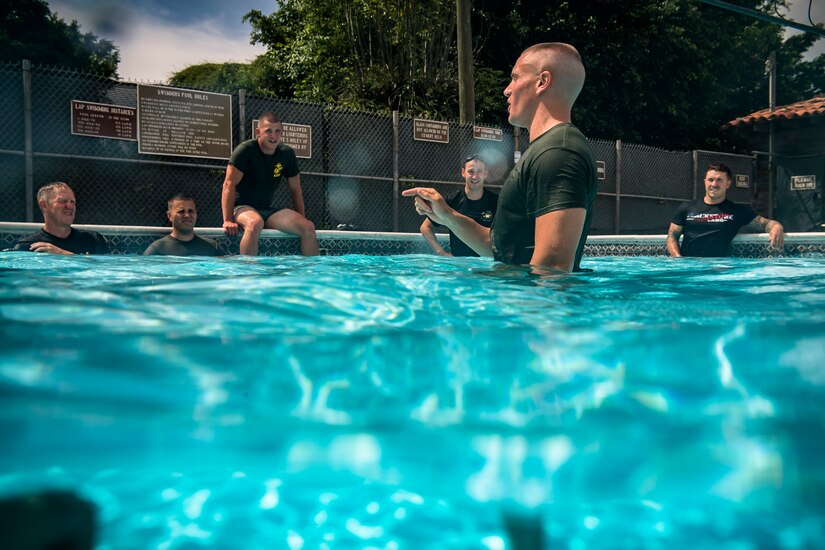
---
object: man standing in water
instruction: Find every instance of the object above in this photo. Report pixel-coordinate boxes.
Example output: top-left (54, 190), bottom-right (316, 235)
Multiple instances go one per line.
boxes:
top-left (403, 43), bottom-right (598, 272)
top-left (667, 162), bottom-right (784, 257)
top-left (221, 112), bottom-right (318, 256)
top-left (419, 154), bottom-right (498, 257)
top-left (11, 182), bottom-right (109, 254)
top-left (143, 194), bottom-right (224, 256)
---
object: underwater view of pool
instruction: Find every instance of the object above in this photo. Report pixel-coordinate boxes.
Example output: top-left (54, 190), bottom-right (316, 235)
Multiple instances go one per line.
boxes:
top-left (1, 253), bottom-right (824, 548)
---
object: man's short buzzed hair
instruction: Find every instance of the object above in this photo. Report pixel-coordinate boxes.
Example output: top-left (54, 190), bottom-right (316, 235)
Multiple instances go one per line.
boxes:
top-left (522, 42), bottom-right (586, 104)
top-left (167, 193), bottom-right (196, 210)
top-left (463, 154), bottom-right (486, 169)
top-left (706, 163), bottom-right (733, 181)
top-left (37, 181), bottom-right (72, 203)
top-left (259, 112), bottom-right (281, 125)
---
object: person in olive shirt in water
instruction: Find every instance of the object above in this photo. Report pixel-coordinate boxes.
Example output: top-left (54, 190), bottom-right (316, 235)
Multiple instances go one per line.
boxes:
top-left (221, 112), bottom-right (318, 256)
top-left (404, 43), bottom-right (598, 272)
top-left (143, 194), bottom-right (224, 256)
top-left (419, 154), bottom-right (498, 257)
top-left (11, 182), bottom-right (109, 255)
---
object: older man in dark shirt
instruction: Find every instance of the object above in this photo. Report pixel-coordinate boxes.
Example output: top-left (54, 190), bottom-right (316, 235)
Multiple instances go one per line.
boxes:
top-left (12, 182), bottom-right (109, 255)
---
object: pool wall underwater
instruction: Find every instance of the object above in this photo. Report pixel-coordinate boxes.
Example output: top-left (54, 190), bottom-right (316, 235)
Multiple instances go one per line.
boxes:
top-left (2, 222), bottom-right (825, 257)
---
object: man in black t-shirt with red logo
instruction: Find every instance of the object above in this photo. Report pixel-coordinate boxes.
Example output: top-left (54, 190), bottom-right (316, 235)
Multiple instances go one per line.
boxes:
top-left (667, 163), bottom-right (784, 257)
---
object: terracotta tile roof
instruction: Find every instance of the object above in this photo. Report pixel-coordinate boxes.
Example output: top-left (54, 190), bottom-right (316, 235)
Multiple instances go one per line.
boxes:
top-left (724, 95), bottom-right (825, 128)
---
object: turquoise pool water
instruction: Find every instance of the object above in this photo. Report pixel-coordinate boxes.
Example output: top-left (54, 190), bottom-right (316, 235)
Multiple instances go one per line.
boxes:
top-left (1, 253), bottom-right (824, 549)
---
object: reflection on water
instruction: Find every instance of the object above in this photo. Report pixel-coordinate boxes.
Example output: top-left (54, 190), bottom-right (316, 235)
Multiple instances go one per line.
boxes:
top-left (1, 253), bottom-right (824, 547)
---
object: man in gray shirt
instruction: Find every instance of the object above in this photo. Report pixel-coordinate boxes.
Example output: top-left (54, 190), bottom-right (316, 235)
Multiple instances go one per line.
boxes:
top-left (144, 194), bottom-right (224, 256)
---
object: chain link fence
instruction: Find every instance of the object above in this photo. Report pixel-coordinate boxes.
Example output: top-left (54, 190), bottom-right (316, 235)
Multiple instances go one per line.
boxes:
top-left (1, 61), bottom-right (758, 235)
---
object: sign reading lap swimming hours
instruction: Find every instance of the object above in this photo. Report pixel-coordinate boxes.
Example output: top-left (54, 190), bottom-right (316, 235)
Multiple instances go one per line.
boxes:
top-left (137, 84), bottom-right (232, 159)
top-left (473, 126), bottom-right (502, 141)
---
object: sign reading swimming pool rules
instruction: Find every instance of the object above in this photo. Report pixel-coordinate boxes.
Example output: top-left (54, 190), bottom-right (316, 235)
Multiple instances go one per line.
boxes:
top-left (137, 84), bottom-right (232, 159)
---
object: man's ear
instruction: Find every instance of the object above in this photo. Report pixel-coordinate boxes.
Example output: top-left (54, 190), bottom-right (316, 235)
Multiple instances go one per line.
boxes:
top-left (537, 70), bottom-right (552, 93)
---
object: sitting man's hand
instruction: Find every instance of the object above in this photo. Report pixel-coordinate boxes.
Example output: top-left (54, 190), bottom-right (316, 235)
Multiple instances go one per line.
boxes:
top-left (30, 242), bottom-right (71, 254)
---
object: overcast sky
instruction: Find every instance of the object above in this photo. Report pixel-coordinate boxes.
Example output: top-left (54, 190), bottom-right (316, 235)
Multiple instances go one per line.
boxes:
top-left (48, 0), bottom-right (273, 82)
top-left (49, 0), bottom-right (824, 83)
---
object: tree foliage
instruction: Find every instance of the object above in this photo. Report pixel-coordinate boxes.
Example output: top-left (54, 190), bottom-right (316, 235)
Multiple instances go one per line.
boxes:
top-left (170, 0), bottom-right (823, 150)
top-left (472, 0), bottom-right (822, 149)
top-left (0, 0), bottom-right (120, 77)
top-left (168, 62), bottom-right (259, 93)
top-left (244, 0), bottom-right (460, 115)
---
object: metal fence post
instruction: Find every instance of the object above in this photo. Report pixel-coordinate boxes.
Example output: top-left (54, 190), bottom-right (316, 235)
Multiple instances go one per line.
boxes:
top-left (751, 154), bottom-right (757, 206)
top-left (238, 88), bottom-right (246, 142)
top-left (614, 139), bottom-right (622, 234)
top-left (22, 60), bottom-right (34, 222)
top-left (692, 149), bottom-right (699, 200)
top-left (767, 51), bottom-right (776, 220)
top-left (322, 106), bottom-right (331, 230)
top-left (392, 110), bottom-right (400, 232)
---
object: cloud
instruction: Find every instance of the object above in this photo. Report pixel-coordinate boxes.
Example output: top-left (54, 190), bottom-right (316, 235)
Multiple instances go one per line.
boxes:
top-left (48, 0), bottom-right (269, 82)
top-left (785, 0), bottom-right (825, 59)
top-left (116, 15), bottom-right (267, 82)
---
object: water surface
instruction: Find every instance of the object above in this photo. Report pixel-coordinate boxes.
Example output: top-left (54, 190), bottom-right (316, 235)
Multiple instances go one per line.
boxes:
top-left (1, 254), bottom-right (824, 548)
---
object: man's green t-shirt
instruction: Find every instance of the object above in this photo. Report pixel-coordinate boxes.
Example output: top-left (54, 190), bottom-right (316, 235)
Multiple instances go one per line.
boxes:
top-left (229, 139), bottom-right (300, 210)
top-left (491, 123), bottom-right (598, 271)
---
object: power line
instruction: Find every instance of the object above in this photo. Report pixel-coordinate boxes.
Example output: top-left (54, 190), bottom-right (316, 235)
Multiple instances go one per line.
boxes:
top-left (696, 0), bottom-right (825, 37)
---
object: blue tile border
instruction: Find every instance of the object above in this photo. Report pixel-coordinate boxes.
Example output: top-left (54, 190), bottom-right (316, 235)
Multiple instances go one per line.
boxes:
top-left (1, 223), bottom-right (824, 258)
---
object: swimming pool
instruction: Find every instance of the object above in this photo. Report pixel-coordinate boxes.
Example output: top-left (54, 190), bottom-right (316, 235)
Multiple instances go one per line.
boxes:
top-left (1, 253), bottom-right (824, 548)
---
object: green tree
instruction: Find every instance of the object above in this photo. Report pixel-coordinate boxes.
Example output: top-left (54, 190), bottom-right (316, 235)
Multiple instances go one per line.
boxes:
top-left (169, 62), bottom-right (256, 92)
top-left (244, 0), bottom-right (460, 116)
top-left (169, 0), bottom-right (823, 150)
top-left (1, 0), bottom-right (119, 77)
top-left (472, 0), bottom-right (823, 149)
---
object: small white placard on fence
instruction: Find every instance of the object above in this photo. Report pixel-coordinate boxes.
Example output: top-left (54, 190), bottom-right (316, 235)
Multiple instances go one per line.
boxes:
top-left (413, 118), bottom-right (449, 143)
top-left (596, 161), bottom-right (606, 181)
top-left (473, 126), bottom-right (502, 141)
top-left (735, 174), bottom-right (750, 188)
top-left (790, 175), bottom-right (816, 191)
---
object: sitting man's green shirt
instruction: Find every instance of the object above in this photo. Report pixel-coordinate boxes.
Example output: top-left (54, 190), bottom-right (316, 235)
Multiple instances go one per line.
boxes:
top-left (229, 139), bottom-right (300, 211)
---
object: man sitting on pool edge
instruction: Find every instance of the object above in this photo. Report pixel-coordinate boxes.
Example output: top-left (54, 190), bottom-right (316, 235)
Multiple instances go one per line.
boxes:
top-left (143, 194), bottom-right (225, 256)
top-left (10, 181), bottom-right (110, 255)
top-left (221, 111), bottom-right (318, 256)
top-left (667, 163), bottom-right (785, 257)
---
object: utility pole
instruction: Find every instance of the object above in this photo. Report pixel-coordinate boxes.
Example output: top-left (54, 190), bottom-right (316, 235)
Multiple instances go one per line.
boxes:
top-left (456, 0), bottom-right (475, 123)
